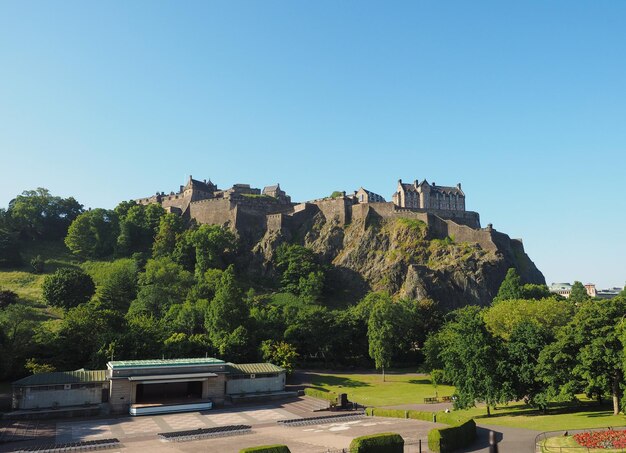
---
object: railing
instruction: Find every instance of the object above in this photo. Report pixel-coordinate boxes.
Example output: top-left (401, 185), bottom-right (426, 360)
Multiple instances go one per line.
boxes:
top-left (536, 427), bottom-right (626, 452)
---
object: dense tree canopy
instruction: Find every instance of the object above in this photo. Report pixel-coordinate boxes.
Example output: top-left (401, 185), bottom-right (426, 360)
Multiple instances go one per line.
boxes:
top-left (65, 208), bottom-right (119, 258)
top-left (42, 268), bottom-right (96, 309)
top-left (7, 188), bottom-right (83, 240)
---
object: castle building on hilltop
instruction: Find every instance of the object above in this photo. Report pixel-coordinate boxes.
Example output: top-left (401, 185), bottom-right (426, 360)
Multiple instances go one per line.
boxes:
top-left (135, 175), bottom-right (481, 241)
top-left (392, 179), bottom-right (465, 211)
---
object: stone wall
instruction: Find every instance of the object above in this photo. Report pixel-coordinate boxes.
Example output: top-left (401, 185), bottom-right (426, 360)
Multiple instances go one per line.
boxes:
top-left (314, 198), bottom-right (351, 225)
top-left (109, 379), bottom-right (131, 414)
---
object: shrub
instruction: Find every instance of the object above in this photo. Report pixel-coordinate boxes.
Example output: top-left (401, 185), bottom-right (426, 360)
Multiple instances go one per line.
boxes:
top-left (428, 419), bottom-right (476, 453)
top-left (42, 268), bottom-right (96, 309)
top-left (0, 289), bottom-right (19, 309)
top-left (407, 410), bottom-right (437, 422)
top-left (239, 445), bottom-right (291, 453)
top-left (349, 433), bottom-right (404, 453)
top-left (304, 388), bottom-right (338, 404)
top-left (367, 408), bottom-right (407, 418)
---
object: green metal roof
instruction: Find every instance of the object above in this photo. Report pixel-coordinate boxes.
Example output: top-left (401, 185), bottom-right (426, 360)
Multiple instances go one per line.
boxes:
top-left (226, 363), bottom-right (284, 375)
top-left (108, 357), bottom-right (225, 369)
top-left (13, 370), bottom-right (107, 387)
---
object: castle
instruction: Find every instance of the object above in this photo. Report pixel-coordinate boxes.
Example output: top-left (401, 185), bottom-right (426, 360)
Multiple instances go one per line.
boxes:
top-left (136, 175), bottom-right (485, 244)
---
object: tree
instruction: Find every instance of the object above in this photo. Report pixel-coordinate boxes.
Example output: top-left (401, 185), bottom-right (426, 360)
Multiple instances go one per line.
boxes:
top-left (493, 268), bottom-right (523, 303)
top-left (42, 268), bottom-right (96, 309)
top-left (7, 188), bottom-right (83, 240)
top-left (97, 260), bottom-right (138, 312)
top-left (483, 297), bottom-right (575, 340)
top-left (116, 204), bottom-right (165, 256)
top-left (569, 281), bottom-right (589, 303)
top-left (504, 321), bottom-right (551, 409)
top-left (65, 209), bottom-right (119, 258)
top-left (520, 284), bottom-right (552, 300)
top-left (191, 225), bottom-right (236, 276)
top-left (0, 304), bottom-right (38, 378)
top-left (0, 289), bottom-right (18, 309)
top-left (438, 306), bottom-right (508, 415)
top-left (276, 244), bottom-right (325, 297)
top-left (152, 213), bottom-right (184, 258)
top-left (204, 265), bottom-right (249, 351)
top-left (367, 298), bottom-right (407, 381)
top-left (538, 298), bottom-right (626, 415)
top-left (261, 340), bottom-right (298, 375)
top-left (0, 228), bottom-right (21, 267)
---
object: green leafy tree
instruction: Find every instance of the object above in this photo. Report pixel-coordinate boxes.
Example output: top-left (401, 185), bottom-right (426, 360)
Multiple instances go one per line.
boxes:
top-left (205, 265), bottom-right (249, 352)
top-left (65, 208), bottom-right (119, 258)
top-left (276, 244), bottom-right (325, 297)
top-left (538, 298), bottom-right (626, 415)
top-left (261, 340), bottom-right (298, 375)
top-left (152, 213), bottom-right (184, 258)
top-left (493, 268), bottom-right (523, 303)
top-left (25, 358), bottom-right (56, 374)
top-left (438, 306), bottom-right (509, 415)
top-left (0, 228), bottom-right (21, 267)
top-left (284, 305), bottom-right (337, 364)
top-left (483, 297), bottom-right (575, 340)
top-left (569, 281), bottom-right (589, 303)
top-left (191, 224), bottom-right (236, 276)
top-left (128, 257), bottom-right (194, 318)
top-left (367, 298), bottom-right (407, 381)
top-left (0, 304), bottom-right (38, 379)
top-left (42, 268), bottom-right (96, 309)
top-left (520, 284), bottom-right (552, 300)
top-left (504, 321), bottom-right (551, 409)
top-left (49, 304), bottom-right (123, 370)
top-left (116, 204), bottom-right (165, 256)
top-left (97, 260), bottom-right (138, 312)
top-left (7, 188), bottom-right (83, 240)
top-left (164, 299), bottom-right (209, 336)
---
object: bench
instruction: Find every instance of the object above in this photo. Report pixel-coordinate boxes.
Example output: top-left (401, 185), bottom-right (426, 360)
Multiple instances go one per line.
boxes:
top-left (440, 396), bottom-right (453, 403)
top-left (424, 397), bottom-right (438, 404)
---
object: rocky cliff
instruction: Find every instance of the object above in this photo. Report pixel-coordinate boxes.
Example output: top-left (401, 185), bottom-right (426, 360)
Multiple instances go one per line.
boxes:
top-left (252, 212), bottom-right (545, 310)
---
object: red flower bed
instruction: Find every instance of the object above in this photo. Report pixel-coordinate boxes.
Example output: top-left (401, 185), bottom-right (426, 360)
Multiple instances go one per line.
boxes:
top-left (574, 430), bottom-right (626, 449)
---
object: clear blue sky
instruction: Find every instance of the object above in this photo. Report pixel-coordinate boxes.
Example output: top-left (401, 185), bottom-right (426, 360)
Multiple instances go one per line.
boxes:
top-left (1, 1), bottom-right (624, 288)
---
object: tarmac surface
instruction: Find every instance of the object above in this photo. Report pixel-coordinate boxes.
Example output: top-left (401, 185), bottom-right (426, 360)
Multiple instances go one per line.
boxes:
top-left (0, 397), bottom-right (441, 452)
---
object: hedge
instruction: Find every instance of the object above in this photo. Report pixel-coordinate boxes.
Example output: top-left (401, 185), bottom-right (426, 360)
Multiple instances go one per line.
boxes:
top-left (304, 387), bottom-right (338, 404)
top-left (349, 432), bottom-right (404, 453)
top-left (239, 445), bottom-right (291, 453)
top-left (365, 408), bottom-right (437, 423)
top-left (365, 408), bottom-right (476, 452)
top-left (428, 418), bottom-right (476, 453)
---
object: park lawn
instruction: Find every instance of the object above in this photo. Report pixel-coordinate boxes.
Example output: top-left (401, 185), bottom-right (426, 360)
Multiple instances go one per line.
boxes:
top-left (450, 400), bottom-right (626, 432)
top-left (306, 371), bottom-right (454, 406)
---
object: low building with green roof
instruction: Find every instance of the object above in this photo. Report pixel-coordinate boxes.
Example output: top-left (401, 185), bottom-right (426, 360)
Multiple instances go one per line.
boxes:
top-left (11, 357), bottom-right (288, 417)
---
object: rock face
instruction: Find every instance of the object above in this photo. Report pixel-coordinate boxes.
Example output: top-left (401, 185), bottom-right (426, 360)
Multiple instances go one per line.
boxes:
top-left (252, 213), bottom-right (545, 310)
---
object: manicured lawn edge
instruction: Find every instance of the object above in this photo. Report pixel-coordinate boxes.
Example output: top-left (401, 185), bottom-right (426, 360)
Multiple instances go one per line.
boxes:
top-left (365, 407), bottom-right (476, 453)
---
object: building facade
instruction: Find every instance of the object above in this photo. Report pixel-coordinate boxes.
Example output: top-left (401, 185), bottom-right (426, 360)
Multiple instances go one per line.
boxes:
top-left (12, 358), bottom-right (287, 417)
top-left (392, 179), bottom-right (465, 211)
top-left (355, 187), bottom-right (386, 203)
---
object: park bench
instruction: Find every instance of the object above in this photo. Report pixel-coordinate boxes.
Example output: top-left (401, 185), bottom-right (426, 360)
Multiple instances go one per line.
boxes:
top-left (424, 397), bottom-right (438, 404)
top-left (440, 396), bottom-right (453, 403)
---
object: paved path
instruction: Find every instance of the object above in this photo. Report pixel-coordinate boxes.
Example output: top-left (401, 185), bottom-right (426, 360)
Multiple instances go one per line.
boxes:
top-left (460, 423), bottom-right (540, 453)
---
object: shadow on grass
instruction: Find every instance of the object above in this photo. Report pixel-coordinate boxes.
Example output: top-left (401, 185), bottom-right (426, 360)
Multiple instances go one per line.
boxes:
top-left (472, 401), bottom-right (616, 422)
top-left (408, 379), bottom-right (432, 385)
top-left (309, 375), bottom-right (371, 389)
